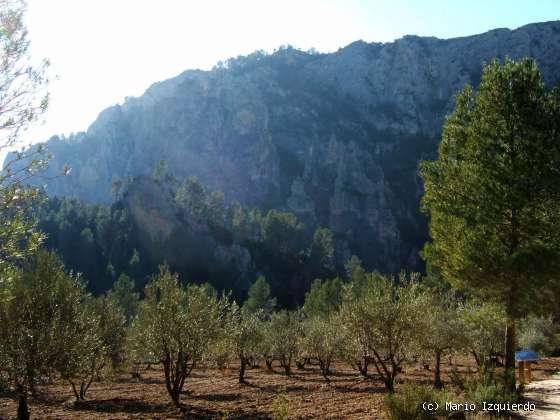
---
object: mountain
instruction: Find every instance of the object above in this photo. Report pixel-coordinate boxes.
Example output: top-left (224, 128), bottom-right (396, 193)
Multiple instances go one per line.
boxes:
top-left (18, 21), bottom-right (560, 273)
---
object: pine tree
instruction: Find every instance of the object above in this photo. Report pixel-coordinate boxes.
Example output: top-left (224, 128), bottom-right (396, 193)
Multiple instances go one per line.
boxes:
top-left (109, 273), bottom-right (140, 323)
top-left (243, 276), bottom-right (276, 316)
top-left (420, 58), bottom-right (560, 391)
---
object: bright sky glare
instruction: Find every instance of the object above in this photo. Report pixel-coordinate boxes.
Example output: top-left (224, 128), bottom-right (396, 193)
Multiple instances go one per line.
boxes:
top-left (21, 0), bottom-right (560, 147)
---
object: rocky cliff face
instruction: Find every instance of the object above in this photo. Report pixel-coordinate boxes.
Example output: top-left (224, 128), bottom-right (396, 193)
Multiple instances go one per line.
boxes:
top-left (24, 21), bottom-right (560, 272)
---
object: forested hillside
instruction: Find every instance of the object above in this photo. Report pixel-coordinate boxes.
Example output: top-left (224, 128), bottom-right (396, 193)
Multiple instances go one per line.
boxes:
top-left (37, 171), bottom-right (335, 306)
top-left (21, 21), bottom-right (560, 277)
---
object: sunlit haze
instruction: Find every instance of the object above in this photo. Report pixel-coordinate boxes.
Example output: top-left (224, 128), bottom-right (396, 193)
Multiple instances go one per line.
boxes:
top-left (21, 0), bottom-right (560, 148)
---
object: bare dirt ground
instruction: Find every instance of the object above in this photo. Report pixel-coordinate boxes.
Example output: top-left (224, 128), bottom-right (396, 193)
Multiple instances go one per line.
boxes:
top-left (1, 358), bottom-right (559, 419)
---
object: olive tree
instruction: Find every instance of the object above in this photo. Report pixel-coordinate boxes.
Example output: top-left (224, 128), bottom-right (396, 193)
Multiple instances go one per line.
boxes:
top-left (421, 290), bottom-right (464, 388)
top-left (54, 297), bottom-right (103, 402)
top-left (259, 319), bottom-right (276, 371)
top-left (338, 271), bottom-right (384, 380)
top-left (301, 314), bottom-right (345, 383)
top-left (24, 267), bottom-right (126, 403)
top-left (458, 301), bottom-right (506, 378)
top-left (208, 330), bottom-right (236, 372)
top-left (340, 273), bottom-right (428, 392)
top-left (266, 310), bottom-right (302, 376)
top-left (208, 298), bottom-right (242, 372)
top-left (0, 0), bottom-right (49, 149)
top-left (131, 265), bottom-right (226, 406)
top-left (231, 307), bottom-right (264, 383)
top-left (0, 251), bottom-right (94, 419)
top-left (90, 295), bottom-right (128, 372)
top-left (339, 324), bottom-right (374, 380)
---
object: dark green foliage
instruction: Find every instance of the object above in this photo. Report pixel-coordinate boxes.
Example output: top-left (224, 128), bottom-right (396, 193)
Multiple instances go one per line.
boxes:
top-left (303, 277), bottom-right (343, 318)
top-left (108, 274), bottom-right (140, 324)
top-left (266, 310), bottom-right (302, 376)
top-left (344, 255), bottom-right (365, 283)
top-left (243, 276), bottom-right (276, 316)
top-left (0, 251), bottom-right (100, 410)
top-left (421, 57), bottom-right (560, 311)
top-left (90, 295), bottom-right (128, 371)
top-left (231, 203), bottom-right (329, 307)
top-left (130, 265), bottom-right (228, 405)
top-left (340, 272), bottom-right (429, 392)
top-left (36, 196), bottom-right (128, 294)
top-left (421, 264), bottom-right (453, 292)
top-left (420, 58), bottom-right (560, 390)
top-left (518, 316), bottom-right (560, 355)
top-left (260, 209), bottom-right (304, 255)
top-left (175, 176), bottom-right (208, 224)
top-left (36, 174), bottom-right (336, 307)
top-left (207, 191), bottom-right (226, 229)
top-left (462, 374), bottom-right (521, 416)
top-left (306, 228), bottom-right (335, 280)
top-left (384, 383), bottom-right (451, 420)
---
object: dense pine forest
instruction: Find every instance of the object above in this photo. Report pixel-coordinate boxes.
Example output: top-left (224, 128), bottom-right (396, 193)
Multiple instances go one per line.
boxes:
top-left (36, 170), bottom-right (337, 306)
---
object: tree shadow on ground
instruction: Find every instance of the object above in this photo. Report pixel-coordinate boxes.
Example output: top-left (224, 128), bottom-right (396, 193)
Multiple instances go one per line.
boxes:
top-left (179, 406), bottom-right (271, 419)
top-left (73, 398), bottom-right (170, 414)
top-left (32, 392), bottom-right (69, 406)
top-left (137, 377), bottom-right (166, 385)
top-left (249, 383), bottom-right (306, 394)
top-left (334, 383), bottom-right (386, 394)
top-left (3, 388), bottom-right (75, 408)
top-left (328, 370), bottom-right (365, 378)
top-left (524, 390), bottom-right (560, 415)
top-left (190, 392), bottom-right (245, 402)
top-left (288, 375), bottom-right (324, 384)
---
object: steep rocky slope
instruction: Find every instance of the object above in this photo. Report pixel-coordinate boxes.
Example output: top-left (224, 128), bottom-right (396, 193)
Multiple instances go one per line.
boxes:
top-left (22, 21), bottom-right (560, 272)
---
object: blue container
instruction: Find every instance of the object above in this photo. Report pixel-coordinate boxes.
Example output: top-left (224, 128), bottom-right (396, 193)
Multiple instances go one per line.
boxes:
top-left (515, 350), bottom-right (538, 361)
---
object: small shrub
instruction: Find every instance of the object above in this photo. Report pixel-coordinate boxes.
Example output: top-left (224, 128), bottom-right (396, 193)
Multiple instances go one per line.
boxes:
top-left (218, 409), bottom-right (230, 420)
top-left (464, 374), bottom-right (520, 416)
top-left (384, 383), bottom-right (451, 420)
top-left (272, 387), bottom-right (290, 420)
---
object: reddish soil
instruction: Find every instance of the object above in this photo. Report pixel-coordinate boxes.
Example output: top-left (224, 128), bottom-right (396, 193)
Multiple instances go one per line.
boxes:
top-left (1, 358), bottom-right (559, 419)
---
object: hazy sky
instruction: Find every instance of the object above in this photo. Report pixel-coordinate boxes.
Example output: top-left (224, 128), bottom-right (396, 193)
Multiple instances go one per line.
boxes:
top-left (20, 0), bottom-right (560, 147)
